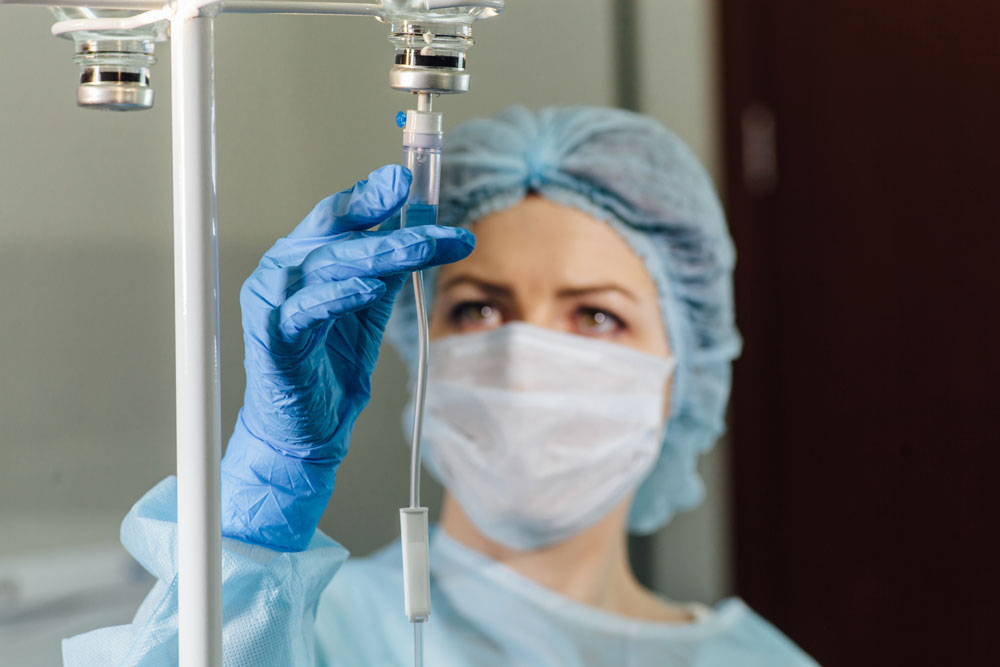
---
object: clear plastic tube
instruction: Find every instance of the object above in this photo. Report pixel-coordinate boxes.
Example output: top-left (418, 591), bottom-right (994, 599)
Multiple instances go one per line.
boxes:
top-left (414, 622), bottom-right (424, 667)
top-left (401, 98), bottom-right (442, 510)
top-left (402, 137), bottom-right (438, 510)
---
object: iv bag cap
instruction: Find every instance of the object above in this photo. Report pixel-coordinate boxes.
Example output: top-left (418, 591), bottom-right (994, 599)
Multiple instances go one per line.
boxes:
top-left (77, 82), bottom-right (154, 111)
top-left (390, 66), bottom-right (470, 94)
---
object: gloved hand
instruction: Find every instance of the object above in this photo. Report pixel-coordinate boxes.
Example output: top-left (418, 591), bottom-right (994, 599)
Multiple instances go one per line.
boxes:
top-left (221, 165), bottom-right (474, 551)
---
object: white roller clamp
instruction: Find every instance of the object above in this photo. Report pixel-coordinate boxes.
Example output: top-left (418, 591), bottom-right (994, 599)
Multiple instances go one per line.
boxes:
top-left (400, 507), bottom-right (431, 622)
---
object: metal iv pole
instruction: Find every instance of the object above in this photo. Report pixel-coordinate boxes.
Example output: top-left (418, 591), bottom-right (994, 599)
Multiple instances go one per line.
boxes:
top-left (170, 10), bottom-right (223, 664)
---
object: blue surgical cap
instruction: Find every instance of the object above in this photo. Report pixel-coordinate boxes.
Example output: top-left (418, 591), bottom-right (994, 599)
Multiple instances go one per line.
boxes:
top-left (386, 105), bottom-right (742, 534)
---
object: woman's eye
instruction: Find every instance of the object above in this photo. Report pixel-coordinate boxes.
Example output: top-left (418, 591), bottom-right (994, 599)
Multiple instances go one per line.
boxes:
top-left (450, 301), bottom-right (503, 330)
top-left (575, 308), bottom-right (624, 336)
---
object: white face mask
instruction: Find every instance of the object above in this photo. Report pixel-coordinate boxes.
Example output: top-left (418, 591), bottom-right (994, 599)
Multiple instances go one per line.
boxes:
top-left (406, 322), bottom-right (675, 551)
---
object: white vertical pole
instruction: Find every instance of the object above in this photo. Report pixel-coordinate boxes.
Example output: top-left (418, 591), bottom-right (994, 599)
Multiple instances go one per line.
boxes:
top-left (171, 12), bottom-right (223, 667)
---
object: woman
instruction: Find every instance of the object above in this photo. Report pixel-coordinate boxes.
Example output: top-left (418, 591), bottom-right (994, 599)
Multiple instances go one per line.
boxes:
top-left (64, 106), bottom-right (816, 665)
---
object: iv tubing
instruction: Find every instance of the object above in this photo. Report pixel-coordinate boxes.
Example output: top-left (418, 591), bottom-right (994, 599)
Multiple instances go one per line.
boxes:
top-left (409, 268), bottom-right (430, 509)
top-left (414, 622), bottom-right (424, 667)
top-left (405, 91), bottom-right (435, 511)
top-left (400, 94), bottom-right (437, 665)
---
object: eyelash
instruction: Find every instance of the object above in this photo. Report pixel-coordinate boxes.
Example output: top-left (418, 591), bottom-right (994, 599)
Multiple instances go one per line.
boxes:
top-left (575, 307), bottom-right (626, 335)
top-left (449, 301), bottom-right (502, 327)
top-left (448, 300), bottom-right (627, 336)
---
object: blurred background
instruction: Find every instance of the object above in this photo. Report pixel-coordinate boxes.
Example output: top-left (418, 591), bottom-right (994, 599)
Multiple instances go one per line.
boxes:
top-left (0, 0), bottom-right (997, 665)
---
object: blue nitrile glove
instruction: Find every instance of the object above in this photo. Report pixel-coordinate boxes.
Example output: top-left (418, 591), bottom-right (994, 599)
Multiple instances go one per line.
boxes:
top-left (221, 165), bottom-right (474, 551)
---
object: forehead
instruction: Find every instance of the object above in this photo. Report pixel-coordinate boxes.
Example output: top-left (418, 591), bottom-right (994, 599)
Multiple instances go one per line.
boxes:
top-left (441, 196), bottom-right (658, 294)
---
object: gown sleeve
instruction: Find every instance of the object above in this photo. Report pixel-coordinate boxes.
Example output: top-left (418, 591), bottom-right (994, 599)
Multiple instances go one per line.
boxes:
top-left (61, 477), bottom-right (347, 667)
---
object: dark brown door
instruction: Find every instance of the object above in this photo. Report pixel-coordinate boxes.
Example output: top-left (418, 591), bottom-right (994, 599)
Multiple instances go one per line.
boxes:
top-left (720, 2), bottom-right (1000, 665)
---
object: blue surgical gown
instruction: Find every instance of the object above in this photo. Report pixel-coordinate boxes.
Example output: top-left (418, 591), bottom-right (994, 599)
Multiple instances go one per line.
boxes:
top-left (62, 478), bottom-right (817, 666)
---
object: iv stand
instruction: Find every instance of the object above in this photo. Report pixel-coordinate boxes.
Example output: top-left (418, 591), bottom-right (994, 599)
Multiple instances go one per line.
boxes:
top-left (0, 1), bottom-right (501, 665)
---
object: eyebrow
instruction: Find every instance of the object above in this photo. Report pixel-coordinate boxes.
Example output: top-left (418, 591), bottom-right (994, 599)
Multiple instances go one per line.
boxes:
top-left (439, 275), bottom-right (513, 297)
top-left (556, 285), bottom-right (639, 302)
top-left (439, 275), bottom-right (639, 302)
